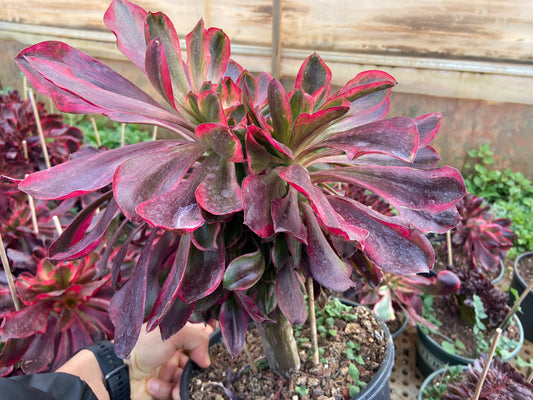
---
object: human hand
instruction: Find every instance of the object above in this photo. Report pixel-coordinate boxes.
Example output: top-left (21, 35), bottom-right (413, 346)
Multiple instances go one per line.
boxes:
top-left (128, 322), bottom-right (213, 400)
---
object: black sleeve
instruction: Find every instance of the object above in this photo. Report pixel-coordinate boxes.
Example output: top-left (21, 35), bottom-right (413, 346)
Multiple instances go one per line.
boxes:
top-left (0, 372), bottom-right (98, 400)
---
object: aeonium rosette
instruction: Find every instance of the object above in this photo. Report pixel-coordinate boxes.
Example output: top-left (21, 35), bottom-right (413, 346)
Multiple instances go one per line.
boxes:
top-left (0, 254), bottom-right (113, 375)
top-left (16, 0), bottom-right (466, 372)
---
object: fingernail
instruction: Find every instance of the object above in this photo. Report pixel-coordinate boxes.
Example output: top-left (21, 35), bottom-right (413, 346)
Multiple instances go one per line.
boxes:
top-left (146, 378), bottom-right (159, 395)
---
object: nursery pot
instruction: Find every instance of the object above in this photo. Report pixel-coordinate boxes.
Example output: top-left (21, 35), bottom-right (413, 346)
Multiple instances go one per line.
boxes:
top-left (415, 314), bottom-right (524, 377)
top-left (510, 251), bottom-right (533, 341)
top-left (390, 312), bottom-right (409, 341)
top-left (180, 300), bottom-right (395, 400)
top-left (491, 260), bottom-right (505, 285)
top-left (417, 366), bottom-right (466, 400)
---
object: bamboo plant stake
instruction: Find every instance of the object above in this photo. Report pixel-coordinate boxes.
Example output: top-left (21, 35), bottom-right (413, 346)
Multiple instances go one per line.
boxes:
top-left (121, 123), bottom-right (126, 147)
top-left (28, 89), bottom-right (51, 169)
top-left (446, 229), bottom-right (453, 266)
top-left (307, 277), bottom-right (320, 366)
top-left (90, 117), bottom-right (102, 147)
top-left (152, 125), bottom-right (158, 140)
top-left (0, 233), bottom-right (21, 311)
top-left (472, 328), bottom-right (502, 400)
top-left (52, 216), bottom-right (63, 235)
top-left (22, 140), bottom-right (29, 160)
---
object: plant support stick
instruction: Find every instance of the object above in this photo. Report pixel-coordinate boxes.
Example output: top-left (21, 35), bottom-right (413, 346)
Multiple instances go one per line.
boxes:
top-left (28, 89), bottom-right (51, 169)
top-left (446, 230), bottom-right (453, 266)
top-left (472, 328), bottom-right (502, 400)
top-left (0, 233), bottom-right (21, 311)
top-left (307, 277), bottom-right (320, 366)
top-left (91, 117), bottom-right (102, 147)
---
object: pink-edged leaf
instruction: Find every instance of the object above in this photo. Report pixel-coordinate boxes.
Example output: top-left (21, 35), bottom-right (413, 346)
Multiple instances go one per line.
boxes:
top-left (196, 123), bottom-right (242, 162)
top-left (374, 289), bottom-right (395, 322)
top-left (20, 321), bottom-right (57, 373)
top-left (49, 199), bottom-right (119, 260)
top-left (278, 164), bottom-right (367, 242)
top-left (415, 113), bottom-right (442, 147)
top-left (291, 106), bottom-right (349, 152)
top-left (330, 196), bottom-right (434, 274)
top-left (312, 165), bottom-right (466, 214)
top-left (178, 239), bottom-right (225, 303)
top-left (145, 38), bottom-right (176, 109)
top-left (196, 158), bottom-right (242, 215)
top-left (47, 191), bottom-right (112, 259)
top-left (147, 235), bottom-right (190, 330)
top-left (159, 298), bottom-right (195, 340)
top-left (0, 338), bottom-right (32, 368)
top-left (0, 302), bottom-right (51, 339)
top-left (224, 59), bottom-right (244, 82)
top-left (268, 79), bottom-right (292, 144)
top-left (114, 142), bottom-right (204, 221)
top-left (271, 186), bottom-right (307, 244)
top-left (186, 20), bottom-right (210, 91)
top-left (145, 11), bottom-right (190, 99)
top-left (295, 53), bottom-right (332, 98)
top-left (19, 140), bottom-right (178, 199)
top-left (404, 270), bottom-right (461, 296)
top-left (397, 206), bottom-right (461, 234)
top-left (234, 291), bottom-right (271, 323)
top-left (242, 171), bottom-right (282, 238)
top-left (245, 128), bottom-right (282, 174)
top-left (219, 296), bottom-right (248, 357)
top-left (223, 249), bottom-right (265, 291)
top-left (136, 156), bottom-right (222, 231)
top-left (207, 28), bottom-right (231, 83)
top-left (322, 116), bottom-right (418, 162)
top-left (218, 77), bottom-right (241, 109)
top-left (197, 91), bottom-right (227, 124)
top-left (413, 145), bottom-right (441, 168)
top-left (324, 79), bottom-right (396, 107)
top-left (255, 72), bottom-right (272, 106)
top-left (276, 263), bottom-right (307, 325)
top-left (104, 0), bottom-right (148, 73)
top-left (110, 229), bottom-right (158, 358)
top-left (247, 125), bottom-right (294, 160)
top-left (192, 222), bottom-right (220, 251)
top-left (327, 97), bottom-right (391, 134)
top-left (301, 203), bottom-right (354, 291)
top-left (16, 43), bottom-right (194, 137)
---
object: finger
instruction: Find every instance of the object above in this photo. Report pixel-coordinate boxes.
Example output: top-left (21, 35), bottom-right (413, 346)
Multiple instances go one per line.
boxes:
top-left (146, 378), bottom-right (173, 400)
top-left (158, 351), bottom-right (182, 383)
top-left (172, 383), bottom-right (182, 400)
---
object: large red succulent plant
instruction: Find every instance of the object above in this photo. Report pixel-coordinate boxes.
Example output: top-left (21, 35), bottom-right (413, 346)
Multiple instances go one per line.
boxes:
top-left (15, 0), bottom-right (466, 371)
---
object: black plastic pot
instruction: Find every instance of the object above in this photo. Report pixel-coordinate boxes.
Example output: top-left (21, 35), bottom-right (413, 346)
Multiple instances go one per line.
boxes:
top-left (415, 314), bottom-right (524, 377)
top-left (417, 366), bottom-right (467, 400)
top-left (510, 251), bottom-right (533, 341)
top-left (390, 312), bottom-right (409, 341)
top-left (180, 300), bottom-right (395, 400)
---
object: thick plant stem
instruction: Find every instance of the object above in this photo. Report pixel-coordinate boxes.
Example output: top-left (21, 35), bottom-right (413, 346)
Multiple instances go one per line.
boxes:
top-left (256, 309), bottom-right (300, 374)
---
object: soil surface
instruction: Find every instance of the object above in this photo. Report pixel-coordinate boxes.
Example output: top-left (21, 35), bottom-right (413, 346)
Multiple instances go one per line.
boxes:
top-left (188, 305), bottom-right (387, 400)
top-left (428, 296), bottom-right (521, 358)
top-left (516, 254), bottom-right (533, 287)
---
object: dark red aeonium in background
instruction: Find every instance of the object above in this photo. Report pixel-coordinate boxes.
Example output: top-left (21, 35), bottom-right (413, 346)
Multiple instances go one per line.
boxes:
top-left (14, 0), bottom-right (466, 373)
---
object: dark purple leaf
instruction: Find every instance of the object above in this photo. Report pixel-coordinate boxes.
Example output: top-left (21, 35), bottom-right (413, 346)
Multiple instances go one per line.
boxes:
top-left (301, 203), bottom-right (354, 291)
top-left (113, 142), bottom-right (204, 221)
top-left (234, 291), bottom-right (270, 323)
top-left (245, 128), bottom-right (281, 174)
top-left (109, 229), bottom-right (158, 357)
top-left (103, 0), bottom-right (148, 73)
top-left (159, 298), bottom-right (195, 340)
top-left (192, 222), bottom-right (220, 250)
top-left (19, 140), bottom-right (178, 199)
top-left (415, 113), bottom-right (442, 147)
top-left (312, 165), bottom-right (465, 214)
top-left (16, 43), bottom-right (194, 137)
top-left (271, 186), bottom-right (307, 244)
top-left (223, 249), bottom-right (265, 291)
top-left (0, 338), bottom-right (32, 368)
top-left (276, 263), bottom-right (307, 325)
top-left (49, 198), bottom-right (119, 260)
top-left (330, 196), bottom-right (434, 274)
top-left (242, 171), bottom-right (281, 238)
top-left (147, 235), bottom-right (190, 330)
top-left (322, 116), bottom-right (418, 162)
top-left (178, 239), bottom-right (225, 303)
top-left (219, 296), bottom-right (248, 357)
top-left (278, 164), bottom-right (367, 242)
top-left (397, 206), bottom-right (461, 234)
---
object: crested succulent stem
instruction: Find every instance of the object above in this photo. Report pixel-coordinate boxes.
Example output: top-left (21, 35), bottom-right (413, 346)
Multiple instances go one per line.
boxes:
top-left (307, 277), bottom-right (320, 366)
top-left (256, 309), bottom-right (300, 374)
